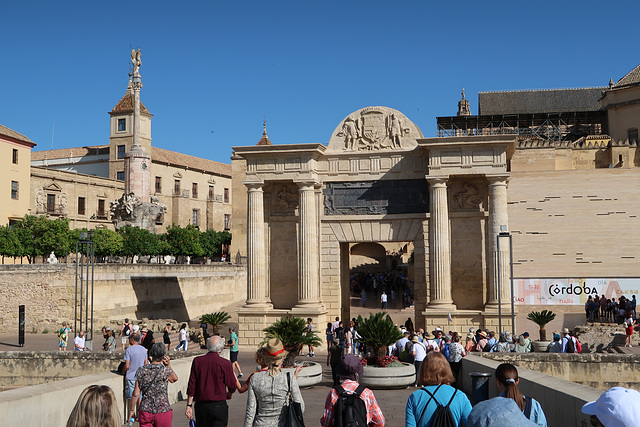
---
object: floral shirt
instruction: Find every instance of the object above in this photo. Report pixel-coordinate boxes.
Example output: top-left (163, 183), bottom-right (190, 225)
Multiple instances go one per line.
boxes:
top-left (448, 342), bottom-right (465, 363)
top-left (136, 363), bottom-right (174, 414)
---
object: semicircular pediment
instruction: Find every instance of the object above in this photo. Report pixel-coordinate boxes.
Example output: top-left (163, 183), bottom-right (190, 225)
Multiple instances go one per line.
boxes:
top-left (327, 106), bottom-right (423, 153)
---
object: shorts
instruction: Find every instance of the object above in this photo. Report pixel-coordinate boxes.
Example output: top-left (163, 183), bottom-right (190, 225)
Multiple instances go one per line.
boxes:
top-left (230, 350), bottom-right (239, 363)
top-left (122, 337), bottom-right (128, 344)
top-left (125, 379), bottom-right (141, 399)
top-left (626, 327), bottom-right (633, 336)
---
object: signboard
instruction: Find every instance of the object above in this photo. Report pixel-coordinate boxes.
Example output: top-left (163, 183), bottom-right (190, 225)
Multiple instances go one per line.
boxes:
top-left (513, 278), bottom-right (640, 305)
top-left (324, 180), bottom-right (429, 215)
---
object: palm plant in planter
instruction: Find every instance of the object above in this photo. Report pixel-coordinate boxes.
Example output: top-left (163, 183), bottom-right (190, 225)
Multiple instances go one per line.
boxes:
top-left (356, 312), bottom-right (404, 365)
top-left (263, 315), bottom-right (322, 368)
top-left (527, 310), bottom-right (556, 341)
top-left (199, 311), bottom-right (232, 336)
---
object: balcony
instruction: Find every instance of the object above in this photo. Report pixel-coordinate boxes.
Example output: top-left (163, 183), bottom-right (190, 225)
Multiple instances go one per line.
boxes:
top-left (173, 190), bottom-right (191, 198)
top-left (208, 194), bottom-right (224, 202)
top-left (36, 205), bottom-right (66, 217)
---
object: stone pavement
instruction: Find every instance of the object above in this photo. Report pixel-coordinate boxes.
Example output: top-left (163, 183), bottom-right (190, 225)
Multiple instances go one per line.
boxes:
top-left (171, 350), bottom-right (416, 427)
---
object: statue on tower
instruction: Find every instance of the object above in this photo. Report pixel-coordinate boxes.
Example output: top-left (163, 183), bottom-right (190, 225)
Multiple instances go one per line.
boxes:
top-left (131, 49), bottom-right (142, 77)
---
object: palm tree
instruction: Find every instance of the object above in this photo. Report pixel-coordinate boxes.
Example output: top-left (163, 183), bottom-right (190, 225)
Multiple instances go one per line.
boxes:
top-left (527, 310), bottom-right (556, 341)
top-left (356, 312), bottom-right (404, 359)
top-left (263, 315), bottom-right (322, 367)
top-left (199, 311), bottom-right (232, 336)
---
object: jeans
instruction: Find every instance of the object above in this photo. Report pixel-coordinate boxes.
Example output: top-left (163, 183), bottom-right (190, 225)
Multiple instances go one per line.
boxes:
top-left (175, 340), bottom-right (187, 351)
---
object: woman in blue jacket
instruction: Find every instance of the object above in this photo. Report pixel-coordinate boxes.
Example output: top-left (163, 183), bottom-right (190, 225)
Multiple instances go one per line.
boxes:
top-left (405, 351), bottom-right (472, 426)
top-left (496, 363), bottom-right (547, 426)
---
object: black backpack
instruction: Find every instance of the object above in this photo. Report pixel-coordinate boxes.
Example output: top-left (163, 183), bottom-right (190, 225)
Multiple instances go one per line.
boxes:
top-left (418, 384), bottom-right (457, 427)
top-left (334, 384), bottom-right (368, 427)
top-left (565, 335), bottom-right (575, 353)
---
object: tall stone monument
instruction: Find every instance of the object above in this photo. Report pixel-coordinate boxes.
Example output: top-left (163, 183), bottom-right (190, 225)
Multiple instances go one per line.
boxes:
top-left (110, 49), bottom-right (166, 233)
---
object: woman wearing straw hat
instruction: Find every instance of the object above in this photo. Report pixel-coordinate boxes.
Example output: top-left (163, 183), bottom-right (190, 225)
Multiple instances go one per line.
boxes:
top-left (244, 338), bottom-right (305, 426)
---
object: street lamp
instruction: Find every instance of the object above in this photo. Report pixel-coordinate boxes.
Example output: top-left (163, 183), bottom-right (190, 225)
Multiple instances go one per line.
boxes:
top-left (74, 231), bottom-right (95, 349)
top-left (496, 225), bottom-right (515, 338)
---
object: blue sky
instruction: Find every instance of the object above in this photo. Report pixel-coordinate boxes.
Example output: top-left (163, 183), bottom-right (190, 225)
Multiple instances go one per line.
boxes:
top-left (2, 1), bottom-right (639, 164)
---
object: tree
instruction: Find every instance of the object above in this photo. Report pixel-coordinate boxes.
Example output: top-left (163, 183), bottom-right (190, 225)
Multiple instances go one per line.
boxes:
top-left (35, 217), bottom-right (74, 260)
top-left (356, 312), bottom-right (404, 358)
top-left (199, 312), bottom-right (232, 335)
top-left (119, 226), bottom-right (162, 261)
top-left (527, 310), bottom-right (556, 341)
top-left (12, 215), bottom-right (38, 263)
top-left (0, 225), bottom-right (23, 262)
top-left (164, 224), bottom-right (203, 258)
top-left (263, 316), bottom-right (322, 367)
top-left (92, 228), bottom-right (124, 259)
top-left (200, 229), bottom-right (230, 258)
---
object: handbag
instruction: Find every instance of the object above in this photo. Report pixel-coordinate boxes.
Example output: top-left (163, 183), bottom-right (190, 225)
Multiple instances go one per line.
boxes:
top-left (280, 372), bottom-right (305, 427)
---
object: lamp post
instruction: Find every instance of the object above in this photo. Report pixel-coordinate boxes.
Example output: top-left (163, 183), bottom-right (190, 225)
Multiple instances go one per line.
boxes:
top-left (74, 231), bottom-right (95, 350)
top-left (496, 226), bottom-right (515, 338)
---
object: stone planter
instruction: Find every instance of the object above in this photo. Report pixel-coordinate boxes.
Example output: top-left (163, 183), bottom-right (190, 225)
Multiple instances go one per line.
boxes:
top-left (282, 361), bottom-right (322, 388)
top-left (359, 362), bottom-right (416, 389)
top-left (533, 340), bottom-right (550, 352)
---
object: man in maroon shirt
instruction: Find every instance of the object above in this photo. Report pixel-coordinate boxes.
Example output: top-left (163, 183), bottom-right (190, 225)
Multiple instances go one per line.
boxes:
top-left (185, 335), bottom-right (237, 426)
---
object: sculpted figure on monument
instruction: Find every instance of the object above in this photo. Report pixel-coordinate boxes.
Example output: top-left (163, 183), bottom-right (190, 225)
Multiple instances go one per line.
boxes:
top-left (337, 108), bottom-right (412, 151)
top-left (274, 184), bottom-right (299, 214)
top-left (131, 49), bottom-right (142, 76)
top-left (339, 115), bottom-right (361, 150)
top-left (387, 113), bottom-right (403, 148)
top-left (453, 182), bottom-right (484, 209)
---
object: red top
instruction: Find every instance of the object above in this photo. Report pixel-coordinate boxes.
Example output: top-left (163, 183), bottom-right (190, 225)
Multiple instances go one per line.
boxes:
top-left (187, 352), bottom-right (237, 402)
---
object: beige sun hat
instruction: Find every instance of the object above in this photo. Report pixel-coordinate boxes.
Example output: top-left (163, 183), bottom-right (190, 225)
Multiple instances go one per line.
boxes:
top-left (264, 338), bottom-right (288, 364)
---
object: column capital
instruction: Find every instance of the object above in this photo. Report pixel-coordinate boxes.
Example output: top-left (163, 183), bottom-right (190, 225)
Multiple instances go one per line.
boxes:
top-left (426, 176), bottom-right (449, 186)
top-left (294, 179), bottom-right (319, 190)
top-left (485, 174), bottom-right (510, 186)
top-left (243, 180), bottom-right (265, 190)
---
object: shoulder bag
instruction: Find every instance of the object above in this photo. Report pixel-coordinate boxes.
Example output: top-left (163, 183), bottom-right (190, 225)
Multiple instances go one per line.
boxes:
top-left (280, 372), bottom-right (305, 427)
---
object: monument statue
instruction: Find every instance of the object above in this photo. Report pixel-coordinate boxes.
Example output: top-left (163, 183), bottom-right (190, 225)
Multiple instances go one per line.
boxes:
top-left (335, 107), bottom-right (411, 151)
top-left (131, 49), bottom-right (142, 77)
top-left (110, 192), bottom-right (167, 233)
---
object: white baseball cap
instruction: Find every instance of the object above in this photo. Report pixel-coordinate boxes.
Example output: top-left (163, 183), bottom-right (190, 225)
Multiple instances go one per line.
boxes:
top-left (582, 387), bottom-right (640, 426)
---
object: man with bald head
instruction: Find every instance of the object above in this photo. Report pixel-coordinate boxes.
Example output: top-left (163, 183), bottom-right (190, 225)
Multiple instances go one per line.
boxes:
top-left (185, 335), bottom-right (237, 426)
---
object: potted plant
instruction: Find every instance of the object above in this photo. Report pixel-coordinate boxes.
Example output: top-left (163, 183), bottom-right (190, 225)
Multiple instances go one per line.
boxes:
top-left (355, 312), bottom-right (415, 389)
top-left (262, 315), bottom-right (323, 387)
top-left (527, 310), bottom-right (556, 352)
top-left (199, 311), bottom-right (231, 336)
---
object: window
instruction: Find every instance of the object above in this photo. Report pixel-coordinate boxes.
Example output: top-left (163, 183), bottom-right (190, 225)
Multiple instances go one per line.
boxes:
top-left (97, 199), bottom-right (106, 218)
top-left (155, 176), bottom-right (162, 193)
top-left (12, 149), bottom-right (18, 164)
top-left (192, 209), bottom-right (199, 226)
top-left (118, 118), bottom-right (126, 132)
top-left (11, 181), bottom-right (18, 200)
top-left (117, 171), bottom-right (125, 181)
top-left (78, 197), bottom-right (86, 215)
top-left (208, 185), bottom-right (214, 200)
top-left (224, 214), bottom-right (230, 230)
top-left (192, 183), bottom-right (198, 199)
top-left (47, 194), bottom-right (55, 212)
top-left (224, 188), bottom-right (229, 203)
top-left (117, 145), bottom-right (126, 159)
top-left (174, 180), bottom-right (181, 195)
top-left (629, 128), bottom-right (639, 144)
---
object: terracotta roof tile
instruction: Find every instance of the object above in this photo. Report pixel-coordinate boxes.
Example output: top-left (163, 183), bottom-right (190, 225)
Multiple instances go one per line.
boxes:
top-left (479, 87), bottom-right (606, 115)
top-left (613, 64), bottom-right (640, 88)
top-left (110, 93), bottom-right (152, 116)
top-left (151, 147), bottom-right (231, 177)
top-left (0, 124), bottom-right (35, 146)
top-left (31, 145), bottom-right (109, 161)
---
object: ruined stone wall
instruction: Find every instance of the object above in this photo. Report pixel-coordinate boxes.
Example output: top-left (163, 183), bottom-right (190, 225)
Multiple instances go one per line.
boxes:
top-left (0, 264), bottom-right (246, 333)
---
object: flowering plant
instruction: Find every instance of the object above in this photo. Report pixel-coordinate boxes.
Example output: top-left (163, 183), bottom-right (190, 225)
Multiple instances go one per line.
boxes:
top-left (361, 355), bottom-right (402, 368)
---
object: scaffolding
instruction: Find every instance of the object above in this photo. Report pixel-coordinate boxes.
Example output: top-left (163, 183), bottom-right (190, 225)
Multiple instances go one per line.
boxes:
top-left (436, 111), bottom-right (607, 143)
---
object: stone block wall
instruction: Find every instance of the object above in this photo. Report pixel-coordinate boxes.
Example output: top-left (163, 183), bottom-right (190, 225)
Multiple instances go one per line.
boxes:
top-left (0, 264), bottom-right (246, 333)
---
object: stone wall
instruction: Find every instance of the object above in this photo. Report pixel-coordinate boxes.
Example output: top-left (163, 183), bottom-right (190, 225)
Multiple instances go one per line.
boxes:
top-left (0, 264), bottom-right (246, 333)
top-left (477, 352), bottom-right (640, 391)
top-left (0, 350), bottom-right (203, 390)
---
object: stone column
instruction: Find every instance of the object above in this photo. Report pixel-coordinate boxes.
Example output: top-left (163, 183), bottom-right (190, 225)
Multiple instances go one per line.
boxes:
top-left (295, 181), bottom-right (321, 306)
top-left (244, 181), bottom-right (271, 308)
top-left (486, 175), bottom-right (510, 308)
top-left (427, 177), bottom-right (455, 308)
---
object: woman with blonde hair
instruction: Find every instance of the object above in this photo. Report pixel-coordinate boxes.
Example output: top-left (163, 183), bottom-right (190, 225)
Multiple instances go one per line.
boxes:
top-left (244, 338), bottom-right (305, 426)
top-left (495, 363), bottom-right (547, 426)
top-left (405, 351), bottom-right (472, 427)
top-left (66, 385), bottom-right (121, 427)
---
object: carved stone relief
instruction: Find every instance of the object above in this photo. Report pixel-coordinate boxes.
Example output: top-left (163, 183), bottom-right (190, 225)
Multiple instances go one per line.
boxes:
top-left (328, 106), bottom-right (422, 153)
top-left (450, 180), bottom-right (486, 211)
top-left (272, 183), bottom-right (299, 216)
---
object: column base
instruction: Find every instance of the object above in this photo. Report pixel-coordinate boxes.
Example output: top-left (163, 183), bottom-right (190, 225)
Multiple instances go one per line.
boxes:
top-left (427, 300), bottom-right (457, 310)
top-left (242, 301), bottom-right (274, 310)
top-left (483, 301), bottom-right (512, 313)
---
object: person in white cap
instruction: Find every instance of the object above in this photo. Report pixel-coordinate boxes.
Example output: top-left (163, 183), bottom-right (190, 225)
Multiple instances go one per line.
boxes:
top-left (581, 387), bottom-right (640, 426)
top-left (561, 328), bottom-right (577, 353)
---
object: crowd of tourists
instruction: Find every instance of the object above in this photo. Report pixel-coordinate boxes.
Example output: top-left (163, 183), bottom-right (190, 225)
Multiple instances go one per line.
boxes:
top-left (65, 332), bottom-right (640, 426)
top-left (351, 271), bottom-right (415, 308)
top-left (584, 294), bottom-right (637, 324)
